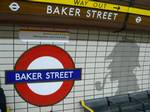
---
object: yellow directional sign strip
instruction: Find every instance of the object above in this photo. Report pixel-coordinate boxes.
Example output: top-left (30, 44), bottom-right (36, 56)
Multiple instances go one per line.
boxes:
top-left (28, 0), bottom-right (150, 16)
top-left (129, 7), bottom-right (150, 16)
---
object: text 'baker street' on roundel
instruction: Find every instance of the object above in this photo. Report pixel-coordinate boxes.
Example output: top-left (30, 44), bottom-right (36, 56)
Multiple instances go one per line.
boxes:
top-left (15, 45), bottom-right (75, 106)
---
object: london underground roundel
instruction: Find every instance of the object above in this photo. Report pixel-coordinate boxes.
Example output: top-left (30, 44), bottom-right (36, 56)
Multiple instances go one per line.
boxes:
top-left (15, 45), bottom-right (75, 106)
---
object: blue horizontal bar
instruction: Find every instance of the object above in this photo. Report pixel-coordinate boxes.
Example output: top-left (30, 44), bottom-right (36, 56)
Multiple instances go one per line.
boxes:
top-left (5, 69), bottom-right (81, 84)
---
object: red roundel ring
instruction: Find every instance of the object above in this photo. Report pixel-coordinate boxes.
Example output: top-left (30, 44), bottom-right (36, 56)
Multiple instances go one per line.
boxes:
top-left (15, 45), bottom-right (75, 106)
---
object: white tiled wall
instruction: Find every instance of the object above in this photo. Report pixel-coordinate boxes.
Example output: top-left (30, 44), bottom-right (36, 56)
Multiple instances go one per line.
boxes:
top-left (0, 25), bottom-right (150, 112)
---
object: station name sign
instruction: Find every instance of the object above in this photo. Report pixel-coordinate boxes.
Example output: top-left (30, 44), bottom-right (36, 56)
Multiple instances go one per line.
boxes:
top-left (5, 69), bottom-right (81, 84)
top-left (20, 0), bottom-right (119, 21)
top-left (1, 0), bottom-right (148, 31)
top-left (22, 0), bottom-right (150, 16)
top-left (7, 0), bottom-right (120, 22)
top-left (47, 5), bottom-right (118, 21)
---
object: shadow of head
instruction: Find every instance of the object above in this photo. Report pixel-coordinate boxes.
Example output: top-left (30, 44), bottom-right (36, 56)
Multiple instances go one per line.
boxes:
top-left (106, 39), bottom-right (140, 81)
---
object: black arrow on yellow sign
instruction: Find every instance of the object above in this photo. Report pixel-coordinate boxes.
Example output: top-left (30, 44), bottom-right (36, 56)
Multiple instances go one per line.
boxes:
top-left (113, 6), bottom-right (120, 11)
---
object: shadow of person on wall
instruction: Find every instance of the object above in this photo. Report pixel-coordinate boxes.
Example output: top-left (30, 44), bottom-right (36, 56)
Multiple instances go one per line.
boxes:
top-left (107, 39), bottom-right (140, 95)
top-left (95, 38), bottom-right (140, 95)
